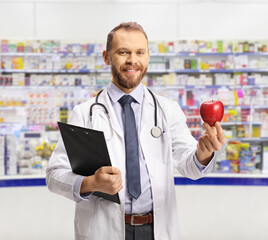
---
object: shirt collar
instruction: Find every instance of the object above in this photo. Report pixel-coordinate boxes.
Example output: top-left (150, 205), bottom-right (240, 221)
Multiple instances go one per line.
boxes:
top-left (107, 81), bottom-right (144, 104)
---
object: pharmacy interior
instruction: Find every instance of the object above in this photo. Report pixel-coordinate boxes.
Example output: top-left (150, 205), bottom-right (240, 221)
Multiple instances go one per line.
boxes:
top-left (1, 39), bottom-right (268, 177)
top-left (1, 1), bottom-right (268, 240)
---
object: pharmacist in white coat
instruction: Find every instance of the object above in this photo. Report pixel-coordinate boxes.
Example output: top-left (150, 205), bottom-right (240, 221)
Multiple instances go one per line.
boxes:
top-left (46, 22), bottom-right (225, 240)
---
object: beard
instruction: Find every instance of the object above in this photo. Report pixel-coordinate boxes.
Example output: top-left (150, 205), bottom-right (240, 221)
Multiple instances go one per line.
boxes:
top-left (110, 62), bottom-right (147, 89)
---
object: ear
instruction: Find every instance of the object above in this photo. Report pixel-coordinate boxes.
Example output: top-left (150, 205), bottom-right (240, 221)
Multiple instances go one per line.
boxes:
top-left (103, 50), bottom-right (110, 65)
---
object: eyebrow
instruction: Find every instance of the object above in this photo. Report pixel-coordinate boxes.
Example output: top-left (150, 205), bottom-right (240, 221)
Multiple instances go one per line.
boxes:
top-left (116, 48), bottom-right (147, 52)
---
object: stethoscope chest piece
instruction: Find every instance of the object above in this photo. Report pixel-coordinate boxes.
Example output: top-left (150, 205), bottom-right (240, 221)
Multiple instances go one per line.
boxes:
top-left (151, 126), bottom-right (162, 138)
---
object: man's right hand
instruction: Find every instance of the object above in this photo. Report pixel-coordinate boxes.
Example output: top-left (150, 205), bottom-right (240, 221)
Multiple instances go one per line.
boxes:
top-left (80, 166), bottom-right (123, 195)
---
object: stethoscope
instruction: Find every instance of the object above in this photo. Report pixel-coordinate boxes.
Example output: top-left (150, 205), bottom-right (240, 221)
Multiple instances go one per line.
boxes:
top-left (89, 89), bottom-right (162, 138)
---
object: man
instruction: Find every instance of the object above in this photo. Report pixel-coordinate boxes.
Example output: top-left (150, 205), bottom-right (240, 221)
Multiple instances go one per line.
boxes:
top-left (46, 22), bottom-right (225, 240)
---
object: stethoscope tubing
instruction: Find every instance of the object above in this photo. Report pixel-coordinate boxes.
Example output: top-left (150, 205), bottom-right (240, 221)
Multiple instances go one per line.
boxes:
top-left (89, 88), bottom-right (162, 138)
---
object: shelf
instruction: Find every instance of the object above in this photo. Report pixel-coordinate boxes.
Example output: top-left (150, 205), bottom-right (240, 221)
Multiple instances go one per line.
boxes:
top-left (224, 105), bottom-right (268, 109)
top-left (150, 52), bottom-right (268, 57)
top-left (150, 85), bottom-right (268, 90)
top-left (0, 52), bottom-right (55, 57)
top-left (235, 52), bottom-right (268, 56)
top-left (227, 137), bottom-right (268, 142)
top-left (2, 68), bottom-right (268, 74)
top-left (178, 52), bottom-right (233, 57)
top-left (181, 106), bottom-right (199, 110)
top-left (0, 85), bottom-right (98, 90)
top-left (188, 128), bottom-right (202, 131)
top-left (0, 52), bottom-right (98, 57)
top-left (0, 69), bottom-right (110, 74)
top-left (0, 174), bottom-right (45, 180)
top-left (235, 68), bottom-right (268, 73)
top-left (0, 106), bottom-right (25, 110)
top-left (1, 84), bottom-right (267, 90)
top-left (2, 52), bottom-right (268, 58)
top-left (173, 69), bottom-right (268, 74)
top-left (221, 121), bottom-right (262, 126)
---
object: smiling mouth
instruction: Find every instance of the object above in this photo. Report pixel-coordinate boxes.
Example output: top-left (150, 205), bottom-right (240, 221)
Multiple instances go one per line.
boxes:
top-left (123, 69), bottom-right (139, 74)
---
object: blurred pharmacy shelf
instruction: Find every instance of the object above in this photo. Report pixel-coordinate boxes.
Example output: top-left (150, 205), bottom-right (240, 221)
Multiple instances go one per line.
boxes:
top-left (227, 137), bottom-right (268, 142)
top-left (2, 52), bottom-right (268, 57)
top-left (221, 122), bottom-right (262, 126)
top-left (1, 39), bottom-right (268, 179)
top-left (2, 84), bottom-right (267, 89)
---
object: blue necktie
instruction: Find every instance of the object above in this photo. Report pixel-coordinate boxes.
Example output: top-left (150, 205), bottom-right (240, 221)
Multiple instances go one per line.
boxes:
top-left (119, 95), bottom-right (141, 199)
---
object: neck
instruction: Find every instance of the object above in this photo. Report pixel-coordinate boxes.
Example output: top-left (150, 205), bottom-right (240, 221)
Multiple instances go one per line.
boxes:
top-left (111, 80), bottom-right (136, 94)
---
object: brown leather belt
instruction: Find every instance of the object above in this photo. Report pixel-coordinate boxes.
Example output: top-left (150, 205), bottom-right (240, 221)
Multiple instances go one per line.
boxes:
top-left (125, 212), bottom-right (153, 226)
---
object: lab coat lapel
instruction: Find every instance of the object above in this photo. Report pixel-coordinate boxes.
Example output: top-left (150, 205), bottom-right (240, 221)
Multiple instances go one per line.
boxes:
top-left (94, 88), bottom-right (125, 207)
top-left (97, 88), bottom-right (124, 139)
top-left (140, 86), bottom-right (156, 176)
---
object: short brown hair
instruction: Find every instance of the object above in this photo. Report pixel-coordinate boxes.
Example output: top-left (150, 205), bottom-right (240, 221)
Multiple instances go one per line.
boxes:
top-left (106, 22), bottom-right (148, 53)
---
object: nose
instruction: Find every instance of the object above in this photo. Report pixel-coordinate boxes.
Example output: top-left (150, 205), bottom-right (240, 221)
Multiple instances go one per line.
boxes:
top-left (126, 52), bottom-right (138, 65)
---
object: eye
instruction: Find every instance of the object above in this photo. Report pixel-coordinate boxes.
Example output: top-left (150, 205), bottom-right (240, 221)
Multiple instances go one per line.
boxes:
top-left (119, 51), bottom-right (127, 55)
top-left (137, 51), bottom-right (145, 55)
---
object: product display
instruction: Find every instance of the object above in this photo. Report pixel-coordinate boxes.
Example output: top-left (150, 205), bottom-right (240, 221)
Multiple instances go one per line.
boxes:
top-left (224, 141), bottom-right (261, 173)
top-left (0, 136), bottom-right (4, 175)
top-left (0, 39), bottom-right (268, 176)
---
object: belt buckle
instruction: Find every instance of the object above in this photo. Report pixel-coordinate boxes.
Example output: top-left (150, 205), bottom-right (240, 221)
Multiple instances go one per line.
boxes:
top-left (130, 215), bottom-right (143, 226)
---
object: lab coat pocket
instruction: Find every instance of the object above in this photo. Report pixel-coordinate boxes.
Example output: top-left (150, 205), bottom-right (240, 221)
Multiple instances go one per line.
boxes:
top-left (146, 128), bottom-right (172, 166)
top-left (159, 129), bottom-right (172, 165)
top-left (74, 196), bottom-right (97, 238)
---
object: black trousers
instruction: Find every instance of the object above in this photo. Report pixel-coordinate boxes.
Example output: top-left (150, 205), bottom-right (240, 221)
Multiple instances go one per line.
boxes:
top-left (125, 223), bottom-right (154, 240)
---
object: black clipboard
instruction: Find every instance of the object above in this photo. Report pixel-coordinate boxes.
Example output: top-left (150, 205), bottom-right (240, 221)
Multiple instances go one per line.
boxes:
top-left (57, 122), bottom-right (120, 204)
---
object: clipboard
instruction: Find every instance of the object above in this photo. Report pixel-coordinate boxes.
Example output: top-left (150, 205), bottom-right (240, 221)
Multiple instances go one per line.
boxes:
top-left (57, 122), bottom-right (120, 204)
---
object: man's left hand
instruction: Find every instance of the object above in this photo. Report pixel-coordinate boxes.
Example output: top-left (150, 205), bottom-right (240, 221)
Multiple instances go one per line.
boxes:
top-left (196, 121), bottom-right (225, 165)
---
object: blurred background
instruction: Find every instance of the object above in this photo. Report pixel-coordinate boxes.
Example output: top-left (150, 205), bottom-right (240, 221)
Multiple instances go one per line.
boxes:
top-left (1, 0), bottom-right (268, 239)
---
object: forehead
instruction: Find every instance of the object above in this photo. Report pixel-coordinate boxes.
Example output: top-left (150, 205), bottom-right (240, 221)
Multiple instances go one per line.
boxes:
top-left (112, 29), bottom-right (148, 50)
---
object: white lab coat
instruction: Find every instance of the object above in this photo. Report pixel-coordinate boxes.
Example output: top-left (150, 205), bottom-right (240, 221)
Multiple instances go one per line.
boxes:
top-left (46, 85), bottom-right (209, 240)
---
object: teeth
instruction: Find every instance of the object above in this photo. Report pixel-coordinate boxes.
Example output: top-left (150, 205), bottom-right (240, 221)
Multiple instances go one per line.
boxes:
top-left (126, 69), bottom-right (136, 72)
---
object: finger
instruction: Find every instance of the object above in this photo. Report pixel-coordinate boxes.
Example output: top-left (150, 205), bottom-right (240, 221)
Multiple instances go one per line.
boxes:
top-left (115, 178), bottom-right (123, 190)
top-left (215, 122), bottom-right (225, 145)
top-left (110, 177), bottom-right (123, 194)
top-left (204, 134), bottom-right (222, 151)
top-left (203, 123), bottom-right (215, 137)
top-left (198, 138), bottom-right (207, 152)
top-left (203, 123), bottom-right (221, 146)
top-left (112, 184), bottom-right (123, 195)
top-left (202, 122), bottom-right (211, 133)
top-left (112, 174), bottom-right (122, 184)
top-left (201, 135), bottom-right (214, 152)
top-left (203, 122), bottom-right (225, 151)
top-left (116, 184), bottom-right (123, 193)
top-left (111, 175), bottom-right (121, 187)
top-left (99, 166), bottom-right (121, 175)
top-left (203, 123), bottom-right (217, 135)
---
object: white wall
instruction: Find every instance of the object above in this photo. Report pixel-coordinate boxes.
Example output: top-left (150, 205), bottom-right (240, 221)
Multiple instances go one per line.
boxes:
top-left (1, 185), bottom-right (268, 240)
top-left (1, 0), bottom-right (268, 40)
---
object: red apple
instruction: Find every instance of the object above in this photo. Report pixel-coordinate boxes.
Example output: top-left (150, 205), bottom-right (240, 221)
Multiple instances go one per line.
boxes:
top-left (200, 100), bottom-right (224, 126)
